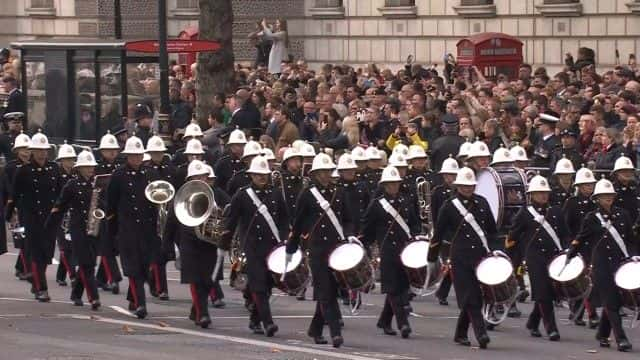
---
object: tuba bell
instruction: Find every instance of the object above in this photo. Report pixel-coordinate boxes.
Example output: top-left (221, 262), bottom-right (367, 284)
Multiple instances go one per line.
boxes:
top-left (145, 180), bottom-right (175, 240)
top-left (173, 180), bottom-right (225, 245)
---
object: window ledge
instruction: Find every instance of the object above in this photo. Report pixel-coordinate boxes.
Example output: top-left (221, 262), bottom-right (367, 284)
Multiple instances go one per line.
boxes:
top-left (627, 2), bottom-right (640, 14)
top-left (169, 8), bottom-right (199, 17)
top-left (535, 3), bottom-right (582, 17)
top-left (377, 6), bottom-right (417, 19)
top-left (25, 7), bottom-right (56, 17)
top-left (452, 4), bottom-right (497, 18)
top-left (309, 6), bottom-right (345, 19)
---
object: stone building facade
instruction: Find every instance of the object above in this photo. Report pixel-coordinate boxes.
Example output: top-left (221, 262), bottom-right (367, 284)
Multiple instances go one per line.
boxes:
top-left (2, 0), bottom-right (640, 73)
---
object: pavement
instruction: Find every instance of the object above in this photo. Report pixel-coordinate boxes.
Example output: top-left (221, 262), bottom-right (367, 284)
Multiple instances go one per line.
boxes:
top-left (0, 245), bottom-right (638, 360)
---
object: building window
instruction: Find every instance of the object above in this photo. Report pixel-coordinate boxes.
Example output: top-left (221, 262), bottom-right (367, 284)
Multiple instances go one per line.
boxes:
top-left (378, 0), bottom-right (417, 18)
top-left (309, 0), bottom-right (345, 19)
top-left (453, 0), bottom-right (497, 18)
top-left (176, 0), bottom-right (199, 8)
top-left (172, 0), bottom-right (199, 17)
top-left (26, 0), bottom-right (56, 16)
top-left (536, 0), bottom-right (582, 17)
top-left (627, 0), bottom-right (640, 15)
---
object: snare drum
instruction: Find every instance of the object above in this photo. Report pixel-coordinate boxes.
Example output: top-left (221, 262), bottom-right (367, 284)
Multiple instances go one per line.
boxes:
top-left (400, 240), bottom-right (429, 290)
top-left (548, 253), bottom-right (591, 302)
top-left (475, 254), bottom-right (518, 305)
top-left (328, 242), bottom-right (373, 291)
top-left (614, 259), bottom-right (640, 310)
top-left (475, 167), bottom-right (528, 229)
top-left (267, 245), bottom-right (309, 295)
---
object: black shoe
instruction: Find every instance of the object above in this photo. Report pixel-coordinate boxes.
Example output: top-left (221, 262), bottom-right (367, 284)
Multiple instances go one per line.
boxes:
top-left (618, 339), bottom-right (632, 352)
top-left (91, 300), bottom-right (101, 310)
top-left (574, 318), bottom-right (586, 326)
top-left (212, 299), bottom-right (226, 308)
top-left (597, 336), bottom-right (610, 348)
top-left (339, 319), bottom-right (345, 328)
top-left (265, 324), bottom-right (278, 337)
top-left (486, 323), bottom-right (495, 331)
top-left (529, 328), bottom-right (542, 338)
top-left (15, 270), bottom-right (23, 279)
top-left (57, 279), bottom-right (67, 286)
top-left (478, 334), bottom-right (490, 349)
top-left (101, 283), bottom-right (112, 292)
top-left (197, 316), bottom-right (211, 329)
top-left (400, 325), bottom-right (411, 339)
top-left (71, 297), bottom-right (83, 306)
top-left (332, 335), bottom-right (344, 348)
top-left (158, 292), bottom-right (169, 301)
top-left (111, 283), bottom-right (120, 295)
top-left (296, 293), bottom-right (306, 301)
top-left (507, 306), bottom-right (522, 318)
top-left (454, 337), bottom-right (471, 346)
top-left (548, 331), bottom-right (560, 341)
top-left (588, 317), bottom-right (600, 329)
top-left (134, 306), bottom-right (147, 319)
top-left (438, 297), bottom-right (449, 306)
top-left (312, 336), bottom-right (328, 344)
top-left (36, 291), bottom-right (50, 303)
top-left (517, 289), bottom-right (530, 303)
top-left (249, 322), bottom-right (264, 334)
top-left (381, 326), bottom-right (397, 336)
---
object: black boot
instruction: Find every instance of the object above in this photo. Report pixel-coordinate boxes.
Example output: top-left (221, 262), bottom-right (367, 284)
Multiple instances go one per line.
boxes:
top-left (332, 335), bottom-right (344, 348)
top-left (477, 334), bottom-right (490, 349)
top-left (91, 300), bottom-right (101, 310)
top-left (71, 297), bottom-right (83, 306)
top-left (197, 316), bottom-right (211, 329)
top-left (548, 331), bottom-right (560, 341)
top-left (249, 322), bottom-right (264, 334)
top-left (265, 324), bottom-right (278, 337)
top-left (618, 339), bottom-right (632, 352)
top-left (400, 325), bottom-right (411, 339)
top-left (36, 291), bottom-right (50, 303)
top-left (454, 336), bottom-right (471, 346)
top-left (134, 306), bottom-right (147, 319)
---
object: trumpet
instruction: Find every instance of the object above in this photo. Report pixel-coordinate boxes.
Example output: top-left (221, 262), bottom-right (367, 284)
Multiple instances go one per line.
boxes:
top-left (173, 180), bottom-right (225, 245)
top-left (145, 180), bottom-right (175, 240)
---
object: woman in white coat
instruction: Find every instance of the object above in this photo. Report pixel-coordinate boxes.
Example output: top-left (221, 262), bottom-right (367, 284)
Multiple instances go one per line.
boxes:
top-left (261, 18), bottom-right (289, 75)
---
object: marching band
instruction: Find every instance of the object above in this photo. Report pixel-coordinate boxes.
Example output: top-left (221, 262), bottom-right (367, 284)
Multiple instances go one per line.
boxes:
top-left (3, 118), bottom-right (640, 353)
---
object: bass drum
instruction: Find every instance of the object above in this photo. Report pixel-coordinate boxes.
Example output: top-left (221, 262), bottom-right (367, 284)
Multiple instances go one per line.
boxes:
top-left (548, 253), bottom-right (592, 302)
top-left (475, 254), bottom-right (518, 306)
top-left (328, 242), bottom-right (373, 291)
top-left (267, 245), bottom-right (309, 295)
top-left (614, 258), bottom-right (640, 310)
top-left (475, 167), bottom-right (528, 229)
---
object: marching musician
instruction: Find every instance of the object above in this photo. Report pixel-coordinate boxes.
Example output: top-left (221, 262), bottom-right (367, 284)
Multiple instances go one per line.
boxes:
top-left (175, 139), bottom-right (207, 190)
top-left (172, 123), bottom-right (218, 167)
top-left (567, 178), bottom-right (638, 352)
top-left (106, 136), bottom-right (160, 319)
top-left (465, 141), bottom-right (491, 173)
top-left (350, 145), bottom-right (368, 181)
top-left (3, 132), bottom-right (31, 279)
top-left (214, 128), bottom-right (247, 190)
top-left (226, 140), bottom-right (263, 196)
top-left (261, 148), bottom-right (276, 170)
top-left (405, 145), bottom-right (433, 185)
top-left (428, 167), bottom-right (497, 349)
top-left (163, 160), bottom-right (230, 328)
top-left (54, 143), bottom-right (78, 287)
top-left (362, 165), bottom-right (421, 338)
top-left (95, 131), bottom-right (123, 294)
top-left (146, 135), bottom-right (176, 301)
top-left (337, 153), bottom-right (368, 235)
top-left (204, 164), bottom-right (227, 309)
top-left (490, 146), bottom-right (513, 169)
top-left (506, 175), bottom-right (569, 341)
top-left (549, 157), bottom-right (575, 207)
top-left (287, 152), bottom-right (355, 348)
top-left (510, 144), bottom-right (529, 171)
top-left (610, 155), bottom-right (640, 223)
top-left (46, 151), bottom-right (101, 310)
top-left (432, 156), bottom-right (459, 306)
top-left (220, 155), bottom-right (288, 337)
top-left (298, 142), bottom-right (316, 177)
top-left (456, 141), bottom-right (472, 166)
top-left (7, 131), bottom-right (63, 302)
top-left (363, 146), bottom-right (383, 193)
top-left (564, 166), bottom-right (600, 328)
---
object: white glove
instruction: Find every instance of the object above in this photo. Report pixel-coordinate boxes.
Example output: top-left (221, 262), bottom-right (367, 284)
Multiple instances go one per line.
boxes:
top-left (493, 250), bottom-right (507, 258)
top-left (414, 235), bottom-right (429, 241)
top-left (631, 256), bottom-right (640, 262)
top-left (348, 236), bottom-right (363, 247)
top-left (285, 253), bottom-right (293, 265)
top-left (217, 248), bottom-right (228, 259)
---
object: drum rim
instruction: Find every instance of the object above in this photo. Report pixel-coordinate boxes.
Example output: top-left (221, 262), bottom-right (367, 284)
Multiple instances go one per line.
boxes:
top-left (267, 245), bottom-right (302, 274)
top-left (475, 255), bottom-right (514, 285)
top-left (400, 240), bottom-right (429, 269)
top-left (328, 242), bottom-right (365, 271)
top-left (475, 168), bottom-right (505, 226)
top-left (548, 253), bottom-right (586, 282)
top-left (614, 260), bottom-right (640, 290)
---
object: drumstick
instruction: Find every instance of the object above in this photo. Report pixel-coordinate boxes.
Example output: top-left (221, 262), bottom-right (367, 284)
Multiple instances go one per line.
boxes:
top-left (212, 253), bottom-right (224, 281)
top-left (280, 263), bottom-right (288, 282)
top-left (557, 258), bottom-right (570, 277)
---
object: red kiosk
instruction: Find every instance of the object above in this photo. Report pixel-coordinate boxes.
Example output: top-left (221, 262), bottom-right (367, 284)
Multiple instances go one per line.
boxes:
top-left (456, 32), bottom-right (523, 80)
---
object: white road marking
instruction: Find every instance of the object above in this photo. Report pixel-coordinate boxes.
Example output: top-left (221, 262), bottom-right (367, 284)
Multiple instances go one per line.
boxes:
top-left (68, 314), bottom-right (384, 360)
top-left (5, 252), bottom-right (19, 256)
top-left (150, 315), bottom-right (378, 320)
top-left (0, 296), bottom-right (73, 305)
top-left (109, 305), bottom-right (137, 318)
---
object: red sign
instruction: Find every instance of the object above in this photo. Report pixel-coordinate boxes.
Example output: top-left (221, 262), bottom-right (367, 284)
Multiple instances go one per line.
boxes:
top-left (125, 39), bottom-right (221, 54)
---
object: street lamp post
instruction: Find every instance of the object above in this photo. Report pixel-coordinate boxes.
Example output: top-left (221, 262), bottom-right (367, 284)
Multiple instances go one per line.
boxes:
top-left (158, 0), bottom-right (170, 115)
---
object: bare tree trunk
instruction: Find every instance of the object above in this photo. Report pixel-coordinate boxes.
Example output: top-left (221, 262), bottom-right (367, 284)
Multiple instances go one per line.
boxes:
top-left (196, 0), bottom-right (235, 128)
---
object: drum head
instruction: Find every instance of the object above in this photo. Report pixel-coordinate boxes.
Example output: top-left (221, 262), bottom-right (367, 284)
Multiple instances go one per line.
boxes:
top-left (267, 245), bottom-right (302, 274)
top-left (548, 254), bottom-right (584, 282)
top-left (329, 243), bottom-right (364, 271)
top-left (475, 169), bottom-right (500, 223)
top-left (615, 261), bottom-right (640, 290)
top-left (400, 241), bottom-right (429, 269)
top-left (476, 255), bottom-right (513, 285)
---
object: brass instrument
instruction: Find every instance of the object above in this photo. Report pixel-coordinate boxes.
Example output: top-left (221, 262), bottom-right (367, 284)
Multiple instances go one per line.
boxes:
top-left (145, 180), bottom-right (176, 240)
top-left (271, 170), bottom-right (282, 188)
top-left (174, 180), bottom-right (226, 245)
top-left (86, 174), bottom-right (111, 237)
top-left (416, 176), bottom-right (433, 238)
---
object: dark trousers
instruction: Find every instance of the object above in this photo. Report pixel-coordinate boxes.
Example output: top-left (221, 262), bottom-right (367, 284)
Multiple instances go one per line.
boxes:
top-left (209, 281), bottom-right (225, 301)
top-left (377, 293), bottom-right (410, 329)
top-left (571, 295), bottom-right (598, 320)
top-left (190, 283), bottom-right (211, 320)
top-left (597, 307), bottom-right (628, 343)
top-left (309, 298), bottom-right (342, 338)
top-left (527, 300), bottom-right (558, 334)
top-left (455, 305), bottom-right (487, 341)
top-left (72, 265), bottom-right (99, 302)
top-left (126, 276), bottom-right (147, 308)
top-left (30, 261), bottom-right (48, 292)
top-left (96, 255), bottom-right (122, 285)
top-left (15, 250), bottom-right (28, 273)
top-left (250, 291), bottom-right (274, 327)
top-left (435, 273), bottom-right (452, 300)
top-left (148, 262), bottom-right (168, 295)
top-left (56, 250), bottom-right (76, 282)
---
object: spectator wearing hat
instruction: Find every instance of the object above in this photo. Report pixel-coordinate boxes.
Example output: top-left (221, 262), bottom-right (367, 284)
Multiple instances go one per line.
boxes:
top-left (133, 103), bottom-right (154, 147)
top-left (0, 111), bottom-right (26, 161)
top-left (550, 129), bottom-right (584, 171)
top-left (2, 75), bottom-right (25, 117)
top-left (430, 114), bottom-right (465, 173)
top-left (531, 113), bottom-right (561, 168)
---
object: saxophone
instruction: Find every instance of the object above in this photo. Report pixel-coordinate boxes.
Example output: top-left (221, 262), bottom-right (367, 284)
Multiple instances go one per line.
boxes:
top-left (86, 175), bottom-right (111, 237)
top-left (416, 176), bottom-right (433, 238)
